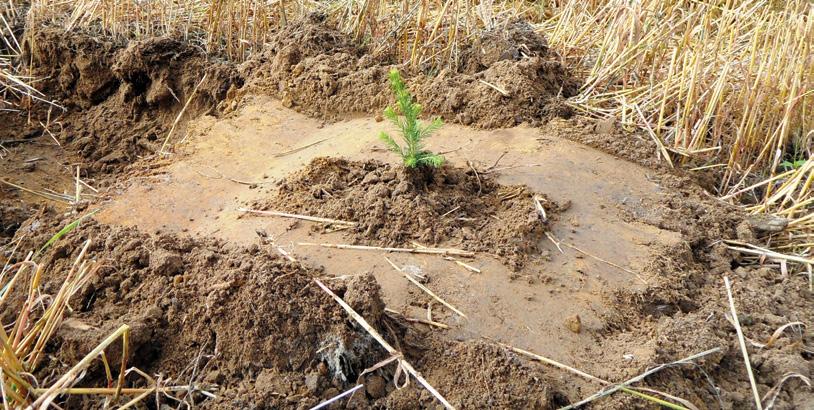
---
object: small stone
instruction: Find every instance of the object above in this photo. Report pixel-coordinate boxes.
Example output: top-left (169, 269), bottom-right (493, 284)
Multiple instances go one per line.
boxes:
top-left (21, 162), bottom-right (36, 172)
top-left (361, 173), bottom-right (380, 185)
top-left (152, 250), bottom-right (184, 276)
top-left (374, 114), bottom-right (384, 122)
top-left (304, 373), bottom-right (321, 394)
top-left (594, 118), bottom-right (616, 134)
top-left (564, 314), bottom-right (582, 334)
top-left (365, 374), bottom-right (387, 399)
top-left (281, 95), bottom-right (294, 108)
top-left (747, 215), bottom-right (788, 233)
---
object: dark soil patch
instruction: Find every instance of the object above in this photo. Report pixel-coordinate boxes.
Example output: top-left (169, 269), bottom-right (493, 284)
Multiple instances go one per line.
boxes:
top-left (24, 28), bottom-right (241, 174)
top-left (251, 157), bottom-right (556, 270)
top-left (7, 213), bottom-right (567, 409)
top-left (0, 199), bottom-right (32, 248)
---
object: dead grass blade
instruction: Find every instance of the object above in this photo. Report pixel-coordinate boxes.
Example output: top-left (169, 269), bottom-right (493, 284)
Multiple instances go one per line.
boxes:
top-left (762, 372), bottom-right (811, 410)
top-left (298, 242), bottom-right (474, 257)
top-left (309, 384), bottom-right (363, 410)
top-left (498, 342), bottom-right (694, 410)
top-left (724, 276), bottom-right (763, 410)
top-left (239, 208), bottom-right (356, 226)
top-left (159, 73), bottom-right (207, 155)
top-left (314, 278), bottom-right (456, 410)
top-left (384, 256), bottom-right (466, 318)
top-left (561, 347), bottom-right (721, 409)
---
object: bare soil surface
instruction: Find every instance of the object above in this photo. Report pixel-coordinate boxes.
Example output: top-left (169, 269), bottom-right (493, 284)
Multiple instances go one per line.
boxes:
top-left (254, 156), bottom-right (556, 270)
top-left (237, 18), bottom-right (579, 128)
top-left (2, 18), bottom-right (814, 410)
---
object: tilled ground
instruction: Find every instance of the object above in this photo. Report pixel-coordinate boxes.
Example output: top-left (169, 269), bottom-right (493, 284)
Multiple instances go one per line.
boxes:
top-left (250, 157), bottom-right (557, 270)
top-left (1, 16), bottom-right (813, 410)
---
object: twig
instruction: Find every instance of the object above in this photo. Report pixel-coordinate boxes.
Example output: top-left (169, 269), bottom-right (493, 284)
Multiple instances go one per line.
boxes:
top-left (412, 241), bottom-right (480, 273)
top-left (314, 279), bottom-right (456, 410)
top-left (634, 103), bottom-right (673, 168)
top-left (274, 244), bottom-right (297, 262)
top-left (385, 308), bottom-right (449, 329)
top-left (533, 195), bottom-right (547, 222)
top-left (384, 257), bottom-right (467, 318)
top-left (485, 152), bottom-right (508, 171)
top-left (546, 232), bottom-right (564, 254)
top-left (724, 240), bottom-right (814, 266)
top-left (497, 342), bottom-right (693, 409)
top-left (309, 384), bottom-right (363, 410)
top-left (78, 178), bottom-right (99, 193)
top-left (159, 73), bottom-right (207, 155)
top-left (440, 205), bottom-right (460, 218)
top-left (562, 348), bottom-right (721, 409)
top-left (762, 373), bottom-right (811, 409)
top-left (74, 166), bottom-right (81, 203)
top-left (273, 137), bottom-right (330, 158)
top-left (481, 164), bottom-right (543, 174)
top-left (298, 242), bottom-right (474, 257)
top-left (724, 276), bottom-right (763, 410)
top-left (444, 257), bottom-right (481, 274)
top-left (478, 79), bottom-right (509, 97)
top-left (546, 232), bottom-right (646, 284)
top-left (239, 208), bottom-right (356, 226)
top-left (0, 178), bottom-right (70, 204)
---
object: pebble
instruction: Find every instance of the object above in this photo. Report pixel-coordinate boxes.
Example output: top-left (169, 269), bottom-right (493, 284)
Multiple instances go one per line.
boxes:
top-left (564, 314), bottom-right (582, 334)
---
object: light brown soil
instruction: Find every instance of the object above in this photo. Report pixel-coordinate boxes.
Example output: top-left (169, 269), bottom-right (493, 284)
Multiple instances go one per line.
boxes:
top-left (237, 18), bottom-right (579, 128)
top-left (2, 15), bottom-right (813, 410)
top-left (252, 157), bottom-right (556, 270)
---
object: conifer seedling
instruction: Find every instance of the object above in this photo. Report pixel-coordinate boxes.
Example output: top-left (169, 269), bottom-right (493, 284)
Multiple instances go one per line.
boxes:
top-left (379, 69), bottom-right (444, 168)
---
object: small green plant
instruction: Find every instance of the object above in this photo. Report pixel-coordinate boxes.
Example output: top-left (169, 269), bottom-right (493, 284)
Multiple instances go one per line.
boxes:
top-left (379, 69), bottom-right (444, 168)
top-left (780, 158), bottom-right (807, 171)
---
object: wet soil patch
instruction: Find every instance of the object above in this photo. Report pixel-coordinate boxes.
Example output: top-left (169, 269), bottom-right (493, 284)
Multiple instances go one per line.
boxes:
top-left (252, 157), bottom-right (556, 270)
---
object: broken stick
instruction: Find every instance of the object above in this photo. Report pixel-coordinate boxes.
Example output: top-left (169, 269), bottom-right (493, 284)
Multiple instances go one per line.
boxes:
top-left (298, 242), bottom-right (474, 257)
top-left (239, 208), bottom-right (356, 226)
top-left (384, 256), bottom-right (467, 318)
top-left (314, 279), bottom-right (456, 410)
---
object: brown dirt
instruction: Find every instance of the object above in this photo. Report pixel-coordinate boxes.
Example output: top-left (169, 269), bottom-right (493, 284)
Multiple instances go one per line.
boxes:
top-left (9, 212), bottom-right (567, 409)
top-left (237, 18), bottom-right (579, 128)
top-left (251, 157), bottom-right (556, 270)
top-left (24, 27), bottom-right (241, 174)
top-left (2, 14), bottom-right (813, 410)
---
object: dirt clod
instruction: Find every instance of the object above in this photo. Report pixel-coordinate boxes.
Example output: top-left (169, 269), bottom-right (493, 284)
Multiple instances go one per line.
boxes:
top-left (565, 314), bottom-right (582, 334)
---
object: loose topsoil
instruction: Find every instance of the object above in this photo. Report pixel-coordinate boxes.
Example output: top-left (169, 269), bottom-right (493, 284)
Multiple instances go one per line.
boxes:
top-left (8, 215), bottom-right (566, 409)
top-left (2, 13), bottom-right (813, 410)
top-left (236, 18), bottom-right (580, 128)
top-left (250, 157), bottom-right (556, 270)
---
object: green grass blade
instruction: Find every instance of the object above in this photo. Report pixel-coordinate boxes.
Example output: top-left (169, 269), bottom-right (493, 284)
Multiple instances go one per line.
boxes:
top-left (37, 209), bottom-right (99, 256)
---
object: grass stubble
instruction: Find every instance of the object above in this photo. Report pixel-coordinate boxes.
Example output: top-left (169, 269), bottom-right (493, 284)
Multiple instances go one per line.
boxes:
top-left (1, 0), bottom-right (812, 408)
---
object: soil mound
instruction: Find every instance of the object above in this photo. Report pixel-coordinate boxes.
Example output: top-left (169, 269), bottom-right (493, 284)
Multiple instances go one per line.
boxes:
top-left (253, 157), bottom-right (555, 270)
top-left (239, 19), bottom-right (579, 128)
top-left (24, 28), bottom-right (241, 173)
top-left (10, 218), bottom-right (382, 408)
top-left (458, 20), bottom-right (551, 74)
top-left (8, 213), bottom-right (566, 408)
top-left (382, 341), bottom-right (564, 409)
